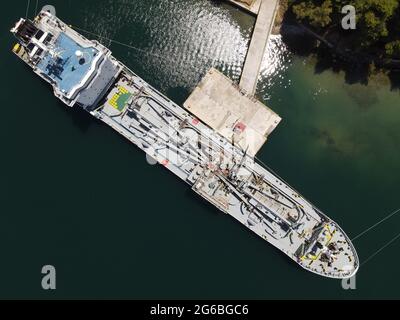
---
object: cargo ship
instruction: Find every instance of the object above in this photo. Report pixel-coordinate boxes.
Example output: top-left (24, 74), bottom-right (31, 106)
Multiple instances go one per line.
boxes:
top-left (10, 11), bottom-right (359, 278)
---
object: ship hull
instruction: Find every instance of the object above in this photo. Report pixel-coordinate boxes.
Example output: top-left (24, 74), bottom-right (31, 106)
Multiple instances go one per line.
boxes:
top-left (10, 11), bottom-right (359, 279)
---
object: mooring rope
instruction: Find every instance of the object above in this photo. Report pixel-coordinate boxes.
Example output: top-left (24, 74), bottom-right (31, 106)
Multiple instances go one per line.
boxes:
top-left (361, 231), bottom-right (400, 266)
top-left (25, 0), bottom-right (31, 18)
top-left (352, 208), bottom-right (400, 241)
top-left (70, 25), bottom-right (185, 66)
top-left (34, 0), bottom-right (39, 16)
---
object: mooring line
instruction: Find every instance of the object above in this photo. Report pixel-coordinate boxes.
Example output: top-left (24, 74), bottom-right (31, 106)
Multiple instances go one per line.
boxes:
top-left (361, 231), bottom-right (400, 266)
top-left (34, 0), bottom-right (39, 16)
top-left (25, 0), bottom-right (31, 18)
top-left (352, 208), bottom-right (400, 241)
top-left (71, 25), bottom-right (183, 65)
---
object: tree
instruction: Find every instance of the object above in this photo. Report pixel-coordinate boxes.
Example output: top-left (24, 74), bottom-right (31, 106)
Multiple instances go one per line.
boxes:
top-left (292, 0), bottom-right (333, 28)
top-left (385, 40), bottom-right (400, 57)
top-left (355, 0), bottom-right (399, 46)
top-left (289, 0), bottom-right (400, 57)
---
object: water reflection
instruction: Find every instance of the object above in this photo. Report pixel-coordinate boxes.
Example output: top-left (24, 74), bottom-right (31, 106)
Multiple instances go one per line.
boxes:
top-left (258, 35), bottom-right (292, 101)
top-left (81, 0), bottom-right (253, 91)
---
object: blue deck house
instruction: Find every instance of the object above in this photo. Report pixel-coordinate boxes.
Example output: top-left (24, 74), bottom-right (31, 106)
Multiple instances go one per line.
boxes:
top-left (37, 32), bottom-right (99, 96)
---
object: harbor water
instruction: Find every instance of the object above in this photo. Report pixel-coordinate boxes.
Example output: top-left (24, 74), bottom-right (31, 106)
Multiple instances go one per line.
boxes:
top-left (0, 0), bottom-right (399, 298)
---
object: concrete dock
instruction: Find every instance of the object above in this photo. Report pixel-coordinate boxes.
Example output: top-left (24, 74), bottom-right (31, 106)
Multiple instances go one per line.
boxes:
top-left (227, 0), bottom-right (262, 15)
top-left (182, 1), bottom-right (282, 155)
top-left (184, 68), bottom-right (281, 156)
top-left (238, 0), bottom-right (280, 95)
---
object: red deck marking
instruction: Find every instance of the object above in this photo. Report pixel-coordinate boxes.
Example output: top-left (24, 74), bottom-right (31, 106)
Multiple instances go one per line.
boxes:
top-left (192, 118), bottom-right (199, 126)
top-left (161, 159), bottom-right (169, 167)
top-left (207, 163), bottom-right (216, 170)
top-left (234, 122), bottom-right (247, 133)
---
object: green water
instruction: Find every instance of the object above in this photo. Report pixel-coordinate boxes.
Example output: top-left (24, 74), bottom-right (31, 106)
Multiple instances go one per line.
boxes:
top-left (1, 0), bottom-right (399, 299)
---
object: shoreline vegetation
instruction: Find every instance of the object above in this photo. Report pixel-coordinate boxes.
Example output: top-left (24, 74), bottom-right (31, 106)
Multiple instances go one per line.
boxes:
top-left (275, 0), bottom-right (400, 88)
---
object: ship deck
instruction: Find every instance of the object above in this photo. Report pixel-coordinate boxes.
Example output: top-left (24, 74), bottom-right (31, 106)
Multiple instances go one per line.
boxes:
top-left (10, 11), bottom-right (359, 279)
top-left (93, 67), bottom-right (358, 279)
top-left (36, 32), bottom-right (99, 94)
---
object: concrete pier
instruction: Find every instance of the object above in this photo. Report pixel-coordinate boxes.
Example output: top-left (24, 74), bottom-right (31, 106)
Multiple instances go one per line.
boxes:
top-left (184, 69), bottom-right (281, 156)
top-left (182, 1), bottom-right (282, 155)
top-left (227, 0), bottom-right (262, 15)
top-left (239, 0), bottom-right (279, 95)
